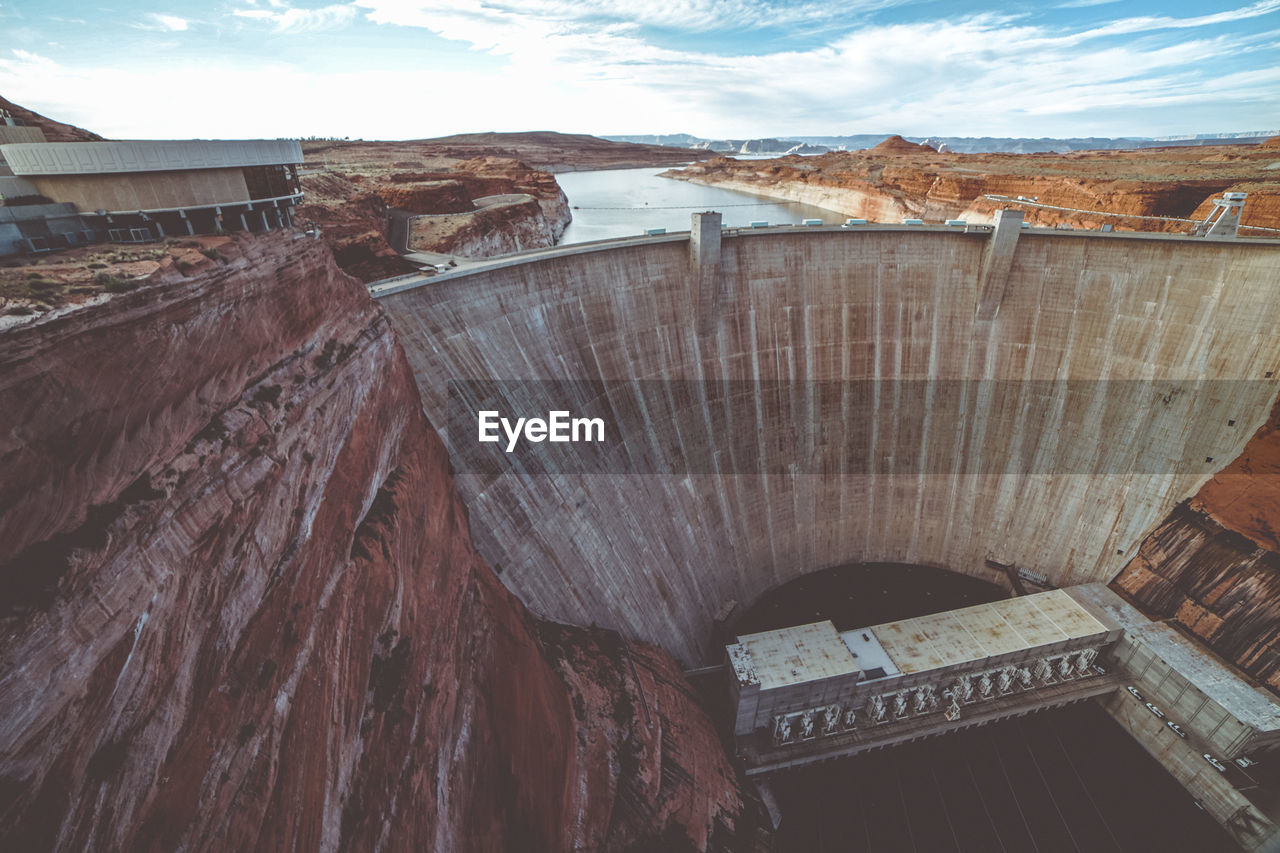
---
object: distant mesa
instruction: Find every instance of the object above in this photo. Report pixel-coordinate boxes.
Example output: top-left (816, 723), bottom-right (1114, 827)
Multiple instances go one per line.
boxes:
top-left (1260, 136), bottom-right (1280, 149)
top-left (610, 130), bottom-right (1280, 155)
top-left (872, 134), bottom-right (935, 153)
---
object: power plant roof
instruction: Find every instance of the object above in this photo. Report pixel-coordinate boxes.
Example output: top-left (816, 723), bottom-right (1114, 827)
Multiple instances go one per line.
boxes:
top-left (868, 590), bottom-right (1109, 674)
top-left (732, 588), bottom-right (1112, 690)
top-left (0, 139), bottom-right (303, 176)
top-left (734, 620), bottom-right (860, 690)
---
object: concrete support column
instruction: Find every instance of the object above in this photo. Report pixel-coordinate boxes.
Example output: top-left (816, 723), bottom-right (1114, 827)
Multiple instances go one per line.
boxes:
top-left (690, 211), bottom-right (723, 335)
top-left (260, 210), bottom-right (270, 231)
top-left (976, 208), bottom-right (1023, 321)
top-left (180, 210), bottom-right (195, 236)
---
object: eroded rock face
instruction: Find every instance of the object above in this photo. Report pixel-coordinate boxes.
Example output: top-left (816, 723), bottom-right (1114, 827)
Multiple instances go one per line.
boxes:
top-left (401, 157), bottom-right (572, 258)
top-left (298, 152), bottom-right (572, 282)
top-left (537, 624), bottom-right (745, 852)
top-left (665, 141), bottom-right (1280, 232)
top-left (1114, 398), bottom-right (1280, 693)
top-left (408, 194), bottom-right (572, 259)
top-left (0, 232), bottom-right (740, 851)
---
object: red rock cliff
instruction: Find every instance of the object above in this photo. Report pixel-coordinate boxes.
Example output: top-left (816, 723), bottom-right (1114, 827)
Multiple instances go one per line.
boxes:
top-left (1114, 396), bottom-right (1280, 693)
top-left (298, 154), bottom-right (572, 282)
top-left (666, 141), bottom-right (1280, 233)
top-left (0, 233), bottom-right (741, 850)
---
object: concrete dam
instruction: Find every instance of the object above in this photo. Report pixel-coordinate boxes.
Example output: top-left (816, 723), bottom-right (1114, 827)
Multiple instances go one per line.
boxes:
top-left (376, 216), bottom-right (1280, 665)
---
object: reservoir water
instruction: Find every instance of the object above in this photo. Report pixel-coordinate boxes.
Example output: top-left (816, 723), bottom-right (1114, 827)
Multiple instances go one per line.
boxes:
top-left (556, 165), bottom-right (844, 244)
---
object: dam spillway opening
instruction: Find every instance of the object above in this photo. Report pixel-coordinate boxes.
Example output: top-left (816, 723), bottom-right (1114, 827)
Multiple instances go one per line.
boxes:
top-left (377, 220), bottom-right (1280, 668)
top-left (730, 561), bottom-right (1007, 640)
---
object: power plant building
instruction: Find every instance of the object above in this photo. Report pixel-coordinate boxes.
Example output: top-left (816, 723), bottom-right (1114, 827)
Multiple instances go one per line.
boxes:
top-left (0, 117), bottom-right (302, 256)
top-left (727, 588), bottom-right (1120, 770)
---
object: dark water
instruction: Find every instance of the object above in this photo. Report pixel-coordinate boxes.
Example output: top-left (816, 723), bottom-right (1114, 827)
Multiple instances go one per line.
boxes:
top-left (733, 563), bottom-right (1237, 852)
top-left (771, 704), bottom-right (1234, 853)
top-left (555, 166), bottom-right (845, 244)
top-left (733, 562), bottom-right (1007, 637)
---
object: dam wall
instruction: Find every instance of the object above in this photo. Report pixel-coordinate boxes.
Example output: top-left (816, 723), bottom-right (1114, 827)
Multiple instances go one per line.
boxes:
top-left (378, 226), bottom-right (1280, 664)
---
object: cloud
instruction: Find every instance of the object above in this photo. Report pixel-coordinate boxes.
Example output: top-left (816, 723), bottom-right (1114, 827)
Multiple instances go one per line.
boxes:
top-left (1079, 0), bottom-right (1280, 37)
top-left (4, 1), bottom-right (1278, 139)
top-left (354, 0), bottom-right (906, 47)
top-left (0, 49), bottom-right (556, 139)
top-left (342, 1), bottom-right (1280, 135)
top-left (143, 13), bottom-right (190, 32)
top-left (232, 3), bottom-right (359, 32)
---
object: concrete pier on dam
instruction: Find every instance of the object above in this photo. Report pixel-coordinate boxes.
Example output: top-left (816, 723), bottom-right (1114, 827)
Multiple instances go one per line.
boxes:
top-left (375, 217), bottom-right (1280, 665)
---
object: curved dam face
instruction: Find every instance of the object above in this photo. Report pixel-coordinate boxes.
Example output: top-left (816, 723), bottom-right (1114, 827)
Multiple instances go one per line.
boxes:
top-left (378, 226), bottom-right (1280, 663)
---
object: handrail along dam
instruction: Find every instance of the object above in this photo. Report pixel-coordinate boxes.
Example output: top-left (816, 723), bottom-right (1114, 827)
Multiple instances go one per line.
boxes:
top-left (374, 215), bottom-right (1280, 667)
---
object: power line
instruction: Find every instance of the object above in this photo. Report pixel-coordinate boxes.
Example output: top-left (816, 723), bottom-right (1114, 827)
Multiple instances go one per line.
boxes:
top-left (983, 194), bottom-right (1280, 235)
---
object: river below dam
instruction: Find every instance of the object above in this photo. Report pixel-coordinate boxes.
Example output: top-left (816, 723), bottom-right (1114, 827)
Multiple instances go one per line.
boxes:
top-left (726, 564), bottom-right (1235, 852)
top-left (556, 164), bottom-right (844, 244)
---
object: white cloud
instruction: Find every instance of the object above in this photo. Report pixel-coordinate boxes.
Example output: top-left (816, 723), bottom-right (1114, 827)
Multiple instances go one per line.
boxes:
top-left (1082, 0), bottom-right (1280, 36)
top-left (5, 0), bottom-right (1279, 140)
top-left (357, 0), bottom-right (879, 37)
top-left (341, 2), bottom-right (1280, 136)
top-left (0, 49), bottom-right (560, 139)
top-left (233, 3), bottom-right (358, 32)
top-left (144, 13), bottom-right (189, 31)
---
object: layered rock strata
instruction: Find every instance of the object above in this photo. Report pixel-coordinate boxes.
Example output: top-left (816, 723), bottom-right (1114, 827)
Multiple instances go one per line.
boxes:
top-left (0, 232), bottom-right (740, 851)
top-left (299, 155), bottom-right (571, 282)
top-left (1114, 398), bottom-right (1280, 693)
top-left (665, 135), bottom-right (1280, 233)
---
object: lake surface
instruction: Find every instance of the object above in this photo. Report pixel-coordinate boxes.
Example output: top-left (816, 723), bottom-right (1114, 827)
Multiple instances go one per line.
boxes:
top-left (556, 165), bottom-right (845, 244)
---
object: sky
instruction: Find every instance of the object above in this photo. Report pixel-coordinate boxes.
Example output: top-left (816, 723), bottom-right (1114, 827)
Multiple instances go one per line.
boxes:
top-left (0, 0), bottom-right (1277, 140)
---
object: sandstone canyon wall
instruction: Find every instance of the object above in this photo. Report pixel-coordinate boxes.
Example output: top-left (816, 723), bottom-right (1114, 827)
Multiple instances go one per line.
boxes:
top-left (407, 191), bottom-right (572, 260)
top-left (0, 233), bottom-right (741, 851)
top-left (666, 136), bottom-right (1280, 234)
top-left (299, 156), bottom-right (572, 282)
top-left (1113, 397), bottom-right (1280, 694)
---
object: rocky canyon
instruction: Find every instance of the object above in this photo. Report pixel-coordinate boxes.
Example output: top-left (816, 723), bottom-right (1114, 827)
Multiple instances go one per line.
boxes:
top-left (0, 233), bottom-right (744, 851)
top-left (666, 135), bottom-right (1280, 234)
top-left (298, 133), bottom-right (706, 282)
top-left (5, 96), bottom-right (1280, 851)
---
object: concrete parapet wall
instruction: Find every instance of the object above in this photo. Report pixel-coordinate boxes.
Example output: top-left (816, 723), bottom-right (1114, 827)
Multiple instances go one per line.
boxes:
top-left (379, 228), bottom-right (1280, 663)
